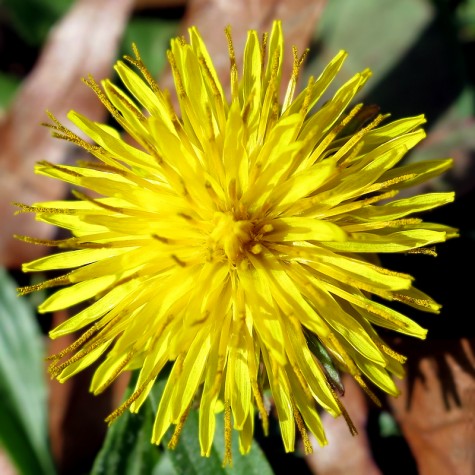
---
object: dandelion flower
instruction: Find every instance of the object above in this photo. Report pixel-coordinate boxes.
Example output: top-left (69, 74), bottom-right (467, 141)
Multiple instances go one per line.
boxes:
top-left (17, 20), bottom-right (457, 461)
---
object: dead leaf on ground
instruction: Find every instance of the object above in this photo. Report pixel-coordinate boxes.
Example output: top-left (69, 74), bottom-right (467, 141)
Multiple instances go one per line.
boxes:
top-left (0, 0), bottom-right (135, 269)
top-left (160, 0), bottom-right (327, 104)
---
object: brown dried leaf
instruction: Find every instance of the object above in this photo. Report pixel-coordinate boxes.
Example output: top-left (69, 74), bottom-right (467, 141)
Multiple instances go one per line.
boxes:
top-left (305, 375), bottom-right (382, 475)
top-left (0, 449), bottom-right (17, 475)
top-left (388, 338), bottom-right (475, 475)
top-left (134, 0), bottom-right (185, 8)
top-left (160, 0), bottom-right (327, 102)
top-left (0, 0), bottom-right (135, 269)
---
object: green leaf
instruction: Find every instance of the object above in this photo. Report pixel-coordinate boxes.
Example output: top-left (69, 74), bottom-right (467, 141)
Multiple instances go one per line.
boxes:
top-left (93, 366), bottom-right (274, 475)
top-left (0, 73), bottom-right (20, 109)
top-left (147, 377), bottom-right (274, 475)
top-left (161, 409), bottom-right (275, 475)
top-left (307, 0), bottom-right (433, 96)
top-left (2, 0), bottom-right (75, 46)
top-left (120, 18), bottom-right (180, 78)
top-left (90, 372), bottom-right (164, 475)
top-left (0, 268), bottom-right (56, 475)
top-left (378, 410), bottom-right (401, 437)
top-left (303, 328), bottom-right (344, 396)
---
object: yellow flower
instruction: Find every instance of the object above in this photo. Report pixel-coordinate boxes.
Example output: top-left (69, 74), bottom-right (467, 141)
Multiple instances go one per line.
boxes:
top-left (17, 20), bottom-right (457, 462)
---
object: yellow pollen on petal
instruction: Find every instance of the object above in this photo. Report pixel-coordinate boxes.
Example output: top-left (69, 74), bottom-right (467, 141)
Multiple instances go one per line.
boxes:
top-left (405, 247), bottom-right (437, 256)
top-left (293, 402), bottom-right (313, 454)
top-left (168, 402), bottom-right (192, 450)
top-left (251, 379), bottom-right (269, 436)
top-left (223, 400), bottom-right (233, 467)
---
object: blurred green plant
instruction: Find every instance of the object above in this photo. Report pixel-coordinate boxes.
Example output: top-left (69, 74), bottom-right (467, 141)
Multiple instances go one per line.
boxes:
top-left (2, 0), bottom-right (75, 45)
top-left (0, 268), bottom-right (56, 475)
top-left (90, 371), bottom-right (274, 475)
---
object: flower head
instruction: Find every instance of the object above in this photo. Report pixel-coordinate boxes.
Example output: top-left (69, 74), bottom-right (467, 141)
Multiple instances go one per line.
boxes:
top-left (17, 20), bottom-right (457, 461)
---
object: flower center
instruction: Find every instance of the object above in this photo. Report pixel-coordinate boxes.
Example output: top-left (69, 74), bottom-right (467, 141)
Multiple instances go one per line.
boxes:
top-left (208, 212), bottom-right (254, 264)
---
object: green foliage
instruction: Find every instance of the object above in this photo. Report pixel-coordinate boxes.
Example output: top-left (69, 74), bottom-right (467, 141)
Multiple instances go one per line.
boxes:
top-left (0, 73), bottom-right (20, 108)
top-left (91, 372), bottom-right (275, 475)
top-left (378, 411), bottom-right (402, 438)
top-left (2, 0), bottom-right (75, 45)
top-left (120, 18), bottom-right (179, 78)
top-left (0, 268), bottom-right (56, 475)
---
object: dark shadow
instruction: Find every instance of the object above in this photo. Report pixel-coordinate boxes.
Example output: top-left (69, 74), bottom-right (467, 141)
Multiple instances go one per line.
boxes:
top-left (361, 9), bottom-right (468, 125)
top-left (367, 406), bottom-right (418, 475)
top-left (378, 183), bottom-right (475, 410)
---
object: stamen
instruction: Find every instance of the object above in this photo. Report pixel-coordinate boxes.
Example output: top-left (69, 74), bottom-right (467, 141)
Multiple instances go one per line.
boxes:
top-left (48, 337), bottom-right (109, 378)
top-left (319, 190), bottom-right (399, 219)
top-left (47, 322), bottom-right (101, 362)
top-left (198, 54), bottom-right (221, 98)
top-left (300, 76), bottom-right (315, 117)
top-left (293, 402), bottom-right (312, 454)
top-left (167, 50), bottom-right (186, 99)
top-left (260, 32), bottom-right (268, 77)
top-left (354, 374), bottom-right (381, 407)
top-left (82, 75), bottom-right (123, 125)
top-left (405, 247), bottom-right (437, 256)
top-left (106, 319), bottom-right (176, 424)
top-left (177, 212), bottom-right (193, 221)
top-left (13, 235), bottom-right (75, 248)
top-left (251, 379), bottom-right (269, 436)
top-left (309, 104), bottom-right (364, 164)
top-left (392, 293), bottom-right (435, 309)
top-left (223, 400), bottom-right (233, 467)
top-left (72, 190), bottom-right (125, 214)
top-left (37, 160), bottom-right (82, 178)
top-left (105, 385), bottom-right (148, 423)
top-left (171, 254), bottom-right (187, 267)
top-left (332, 390), bottom-right (358, 436)
top-left (341, 217), bottom-right (423, 233)
top-left (43, 111), bottom-right (106, 156)
top-left (336, 113), bottom-right (388, 166)
top-left (73, 241), bottom-right (114, 249)
top-left (163, 89), bottom-right (179, 124)
top-left (124, 43), bottom-right (161, 94)
top-left (106, 84), bottom-right (146, 121)
top-left (270, 47), bottom-right (281, 83)
top-left (94, 349), bottom-right (136, 394)
top-left (14, 202), bottom-right (77, 216)
top-left (106, 359), bottom-right (169, 424)
top-left (17, 274), bottom-right (70, 296)
top-left (292, 362), bottom-right (314, 402)
top-left (76, 161), bottom-right (124, 174)
top-left (205, 181), bottom-right (220, 204)
top-left (377, 342), bottom-right (407, 363)
top-left (282, 46), bottom-right (310, 112)
top-left (225, 26), bottom-right (239, 101)
top-left (390, 218), bottom-right (422, 227)
top-left (250, 244), bottom-right (262, 255)
top-left (327, 332), bottom-right (360, 376)
top-left (151, 234), bottom-right (170, 244)
top-left (168, 402), bottom-right (192, 449)
top-left (364, 174), bottom-right (417, 194)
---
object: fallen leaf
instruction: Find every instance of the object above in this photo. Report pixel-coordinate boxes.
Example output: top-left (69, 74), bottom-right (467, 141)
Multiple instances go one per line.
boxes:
top-left (0, 0), bottom-right (135, 269)
top-left (160, 0), bottom-right (328, 104)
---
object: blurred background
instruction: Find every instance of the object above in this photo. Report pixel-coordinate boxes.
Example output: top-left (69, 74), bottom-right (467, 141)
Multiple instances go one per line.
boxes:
top-left (1, 0), bottom-right (474, 474)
